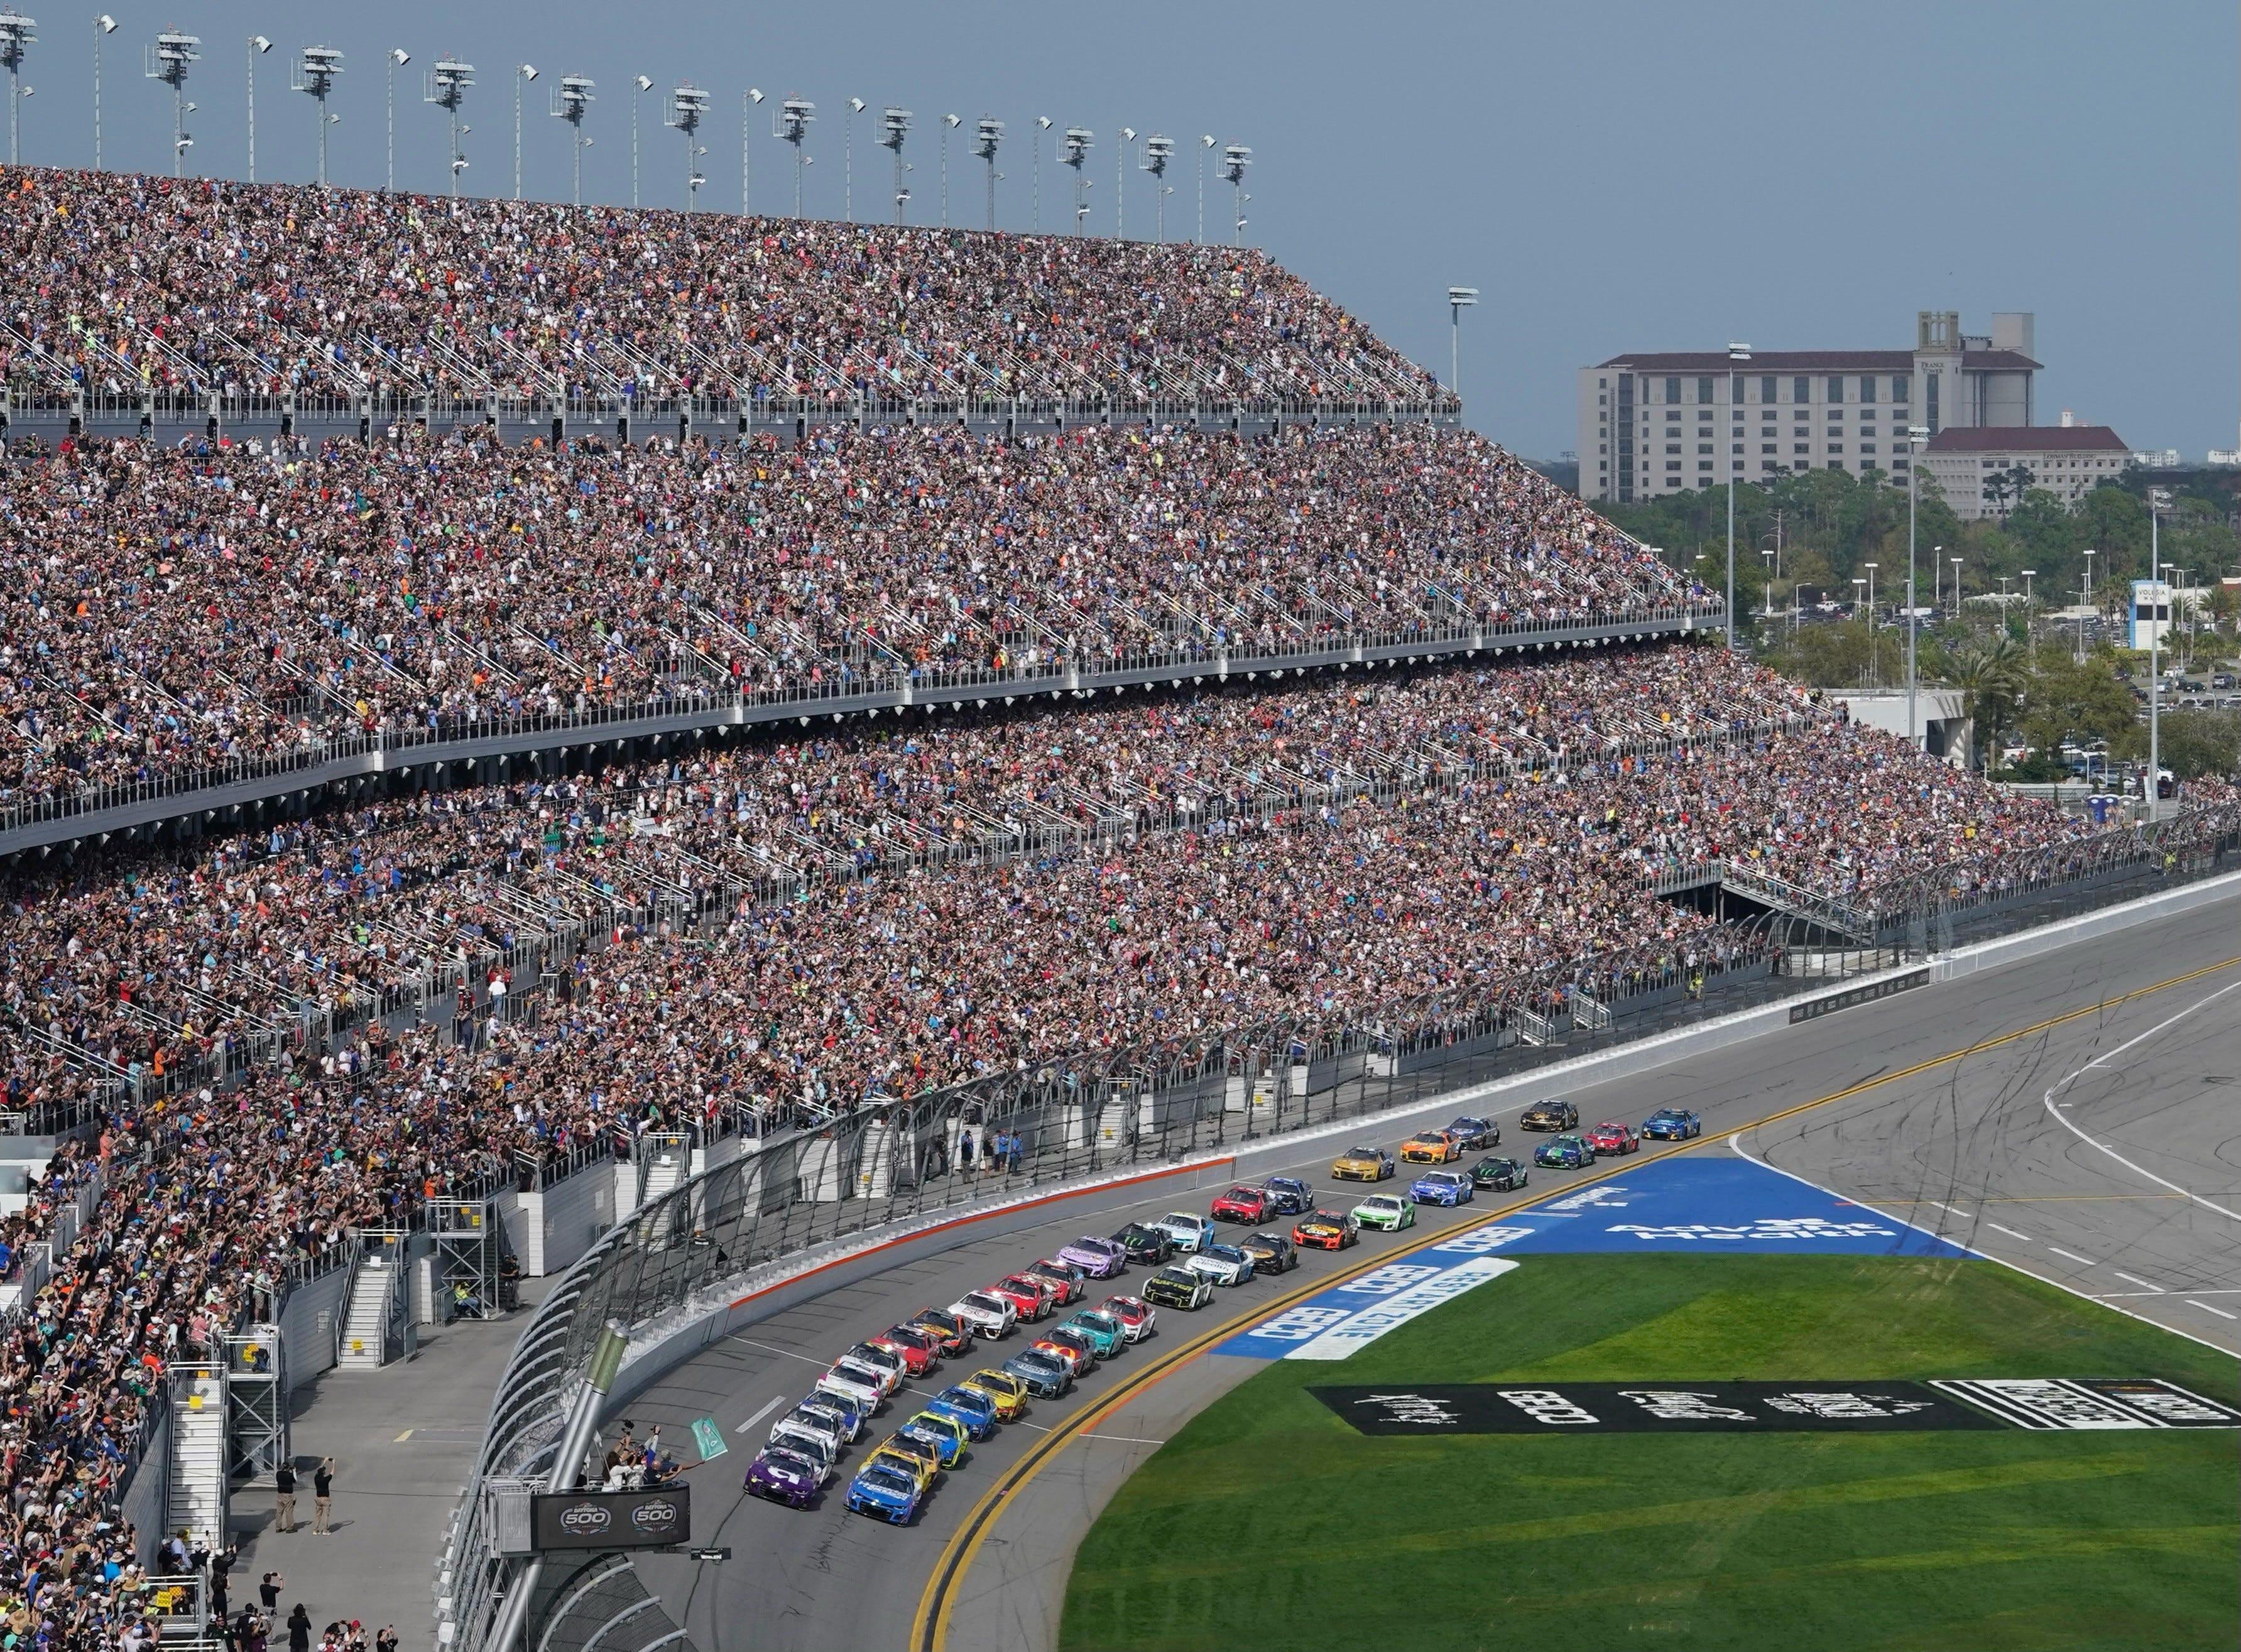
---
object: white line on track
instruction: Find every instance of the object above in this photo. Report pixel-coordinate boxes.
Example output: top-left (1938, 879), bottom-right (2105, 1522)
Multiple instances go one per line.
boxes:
top-left (729, 1335), bottom-right (837, 1367)
top-left (1928, 1200), bottom-right (1968, 1217)
top-left (2041, 976), bottom-right (2241, 1225)
top-left (2188, 1300), bottom-right (2240, 1321)
top-left (2112, 1270), bottom-right (2166, 1293)
top-left (1984, 1222), bottom-right (2034, 1242)
top-left (2045, 1246), bottom-right (2096, 1265)
top-left (1012, 1420), bottom-right (1167, 1445)
top-left (736, 1396), bottom-right (786, 1433)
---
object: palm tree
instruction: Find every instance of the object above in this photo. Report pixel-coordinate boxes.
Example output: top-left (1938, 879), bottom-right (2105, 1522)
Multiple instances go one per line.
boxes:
top-left (1945, 635), bottom-right (2029, 774)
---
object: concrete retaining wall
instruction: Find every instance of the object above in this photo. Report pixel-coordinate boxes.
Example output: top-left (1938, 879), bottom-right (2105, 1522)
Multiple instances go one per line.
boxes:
top-left (511, 1163), bottom-right (618, 1277)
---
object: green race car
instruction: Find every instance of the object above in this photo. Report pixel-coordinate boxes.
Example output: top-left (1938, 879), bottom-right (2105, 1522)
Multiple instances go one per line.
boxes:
top-left (1061, 1308), bottom-right (1128, 1357)
top-left (1351, 1193), bottom-right (1416, 1232)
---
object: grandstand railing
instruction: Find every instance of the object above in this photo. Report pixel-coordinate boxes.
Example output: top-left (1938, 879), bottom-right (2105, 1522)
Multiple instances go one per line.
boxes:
top-left (0, 604), bottom-right (1718, 855)
top-left (432, 796), bottom-right (2241, 1652)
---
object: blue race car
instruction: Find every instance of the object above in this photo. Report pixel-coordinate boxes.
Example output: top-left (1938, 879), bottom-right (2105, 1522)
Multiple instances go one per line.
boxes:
top-left (1641, 1107), bottom-right (1703, 1141)
top-left (1407, 1169), bottom-right (1476, 1207)
top-left (925, 1384), bottom-right (1000, 1441)
top-left (1533, 1133), bottom-right (1595, 1170)
top-left (845, 1462), bottom-right (924, 1525)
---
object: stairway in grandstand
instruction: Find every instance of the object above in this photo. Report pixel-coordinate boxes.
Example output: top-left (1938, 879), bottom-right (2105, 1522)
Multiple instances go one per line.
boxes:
top-left (337, 1241), bottom-right (412, 1371)
top-left (1715, 859), bottom-right (1877, 942)
top-left (630, 1134), bottom-right (690, 1219)
top-left (165, 1364), bottom-right (230, 1555)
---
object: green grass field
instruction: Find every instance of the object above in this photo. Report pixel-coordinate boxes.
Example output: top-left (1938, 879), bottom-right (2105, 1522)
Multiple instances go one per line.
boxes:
top-left (1061, 1256), bottom-right (2239, 1652)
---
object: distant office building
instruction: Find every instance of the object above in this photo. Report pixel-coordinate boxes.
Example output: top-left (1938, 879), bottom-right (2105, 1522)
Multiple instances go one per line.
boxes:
top-left (1921, 423), bottom-right (2129, 521)
top-left (1578, 310), bottom-right (2039, 504)
top-left (2130, 447), bottom-right (2183, 470)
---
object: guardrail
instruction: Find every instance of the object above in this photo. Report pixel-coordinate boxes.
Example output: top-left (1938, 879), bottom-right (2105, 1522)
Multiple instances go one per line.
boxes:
top-left (0, 606), bottom-right (1715, 857)
top-left (432, 795), bottom-right (2241, 1652)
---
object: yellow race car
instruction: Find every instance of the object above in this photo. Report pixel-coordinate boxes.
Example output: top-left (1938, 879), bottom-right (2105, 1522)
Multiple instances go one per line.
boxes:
top-left (1329, 1144), bottom-right (1397, 1182)
top-left (1399, 1129), bottom-right (1462, 1165)
top-left (961, 1368), bottom-right (1031, 1421)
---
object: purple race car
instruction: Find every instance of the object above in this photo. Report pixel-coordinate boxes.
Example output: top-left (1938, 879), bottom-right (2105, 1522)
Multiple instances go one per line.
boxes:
top-left (1055, 1235), bottom-right (1129, 1280)
top-left (745, 1445), bottom-right (821, 1508)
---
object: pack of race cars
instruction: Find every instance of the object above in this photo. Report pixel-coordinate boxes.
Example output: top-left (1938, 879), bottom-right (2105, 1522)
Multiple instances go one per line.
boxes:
top-left (748, 1097), bottom-right (1708, 1525)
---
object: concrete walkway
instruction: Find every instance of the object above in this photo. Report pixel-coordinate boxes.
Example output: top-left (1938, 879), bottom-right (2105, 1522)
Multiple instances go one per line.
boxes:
top-left (228, 1301), bottom-right (536, 1651)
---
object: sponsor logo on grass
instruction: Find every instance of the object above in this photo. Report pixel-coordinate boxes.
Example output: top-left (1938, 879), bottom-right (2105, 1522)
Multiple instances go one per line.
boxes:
top-left (1312, 1381), bottom-right (2007, 1433)
top-left (1603, 1217), bottom-right (1899, 1243)
top-left (1929, 1378), bottom-right (2241, 1430)
top-left (1282, 1259), bottom-right (1519, 1362)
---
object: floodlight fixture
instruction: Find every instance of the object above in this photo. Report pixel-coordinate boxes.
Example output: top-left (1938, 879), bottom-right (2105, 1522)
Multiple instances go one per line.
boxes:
top-left (146, 28), bottom-right (199, 177)
top-left (775, 94), bottom-right (813, 215)
top-left (668, 82), bottom-right (711, 210)
top-left (1219, 142), bottom-right (1250, 243)
top-left (879, 105), bottom-right (910, 222)
top-left (1061, 125), bottom-right (1091, 232)
top-left (552, 72), bottom-right (593, 204)
top-left (292, 45), bottom-right (342, 185)
top-left (972, 114), bottom-right (1002, 230)
top-left (425, 56), bottom-right (474, 197)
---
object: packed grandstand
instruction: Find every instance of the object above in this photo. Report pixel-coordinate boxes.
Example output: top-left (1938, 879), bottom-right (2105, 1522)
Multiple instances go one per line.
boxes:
top-left (0, 166), bottom-right (2232, 1652)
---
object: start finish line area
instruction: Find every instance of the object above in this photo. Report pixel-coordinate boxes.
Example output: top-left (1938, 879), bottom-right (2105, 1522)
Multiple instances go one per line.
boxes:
top-left (1218, 1154), bottom-right (1970, 1361)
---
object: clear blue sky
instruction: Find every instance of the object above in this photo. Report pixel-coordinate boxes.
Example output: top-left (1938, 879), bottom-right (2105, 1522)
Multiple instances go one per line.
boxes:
top-left (21, 1), bottom-right (2237, 458)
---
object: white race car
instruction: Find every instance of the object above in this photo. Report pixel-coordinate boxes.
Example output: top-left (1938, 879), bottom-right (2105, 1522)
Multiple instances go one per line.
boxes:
top-left (949, 1288), bottom-right (1018, 1340)
top-left (1182, 1242), bottom-right (1258, 1286)
top-left (765, 1421), bottom-right (837, 1484)
top-left (819, 1358), bottom-right (893, 1411)
top-left (771, 1406), bottom-right (846, 1460)
top-left (1151, 1211), bottom-right (1216, 1253)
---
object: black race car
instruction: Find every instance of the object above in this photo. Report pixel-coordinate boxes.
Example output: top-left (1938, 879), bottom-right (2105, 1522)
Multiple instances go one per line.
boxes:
top-left (1110, 1222), bottom-right (1176, 1266)
top-left (1259, 1176), bottom-right (1316, 1215)
top-left (1519, 1097), bottom-right (1579, 1133)
top-left (1444, 1115), bottom-right (1501, 1149)
top-left (1468, 1156), bottom-right (1529, 1192)
top-left (1235, 1231), bottom-right (1299, 1274)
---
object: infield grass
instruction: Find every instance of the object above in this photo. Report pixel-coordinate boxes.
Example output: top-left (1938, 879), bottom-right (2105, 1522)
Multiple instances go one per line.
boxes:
top-left (1059, 1256), bottom-right (2238, 1652)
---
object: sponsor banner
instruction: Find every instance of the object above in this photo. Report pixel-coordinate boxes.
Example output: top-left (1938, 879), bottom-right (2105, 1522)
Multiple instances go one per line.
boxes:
top-left (1931, 1378), bottom-right (2241, 1430)
top-left (1315, 1381), bottom-right (2004, 1435)
top-left (1283, 1259), bottom-right (1518, 1361)
top-left (531, 1485), bottom-right (692, 1551)
top-left (1789, 968), bottom-right (1931, 1024)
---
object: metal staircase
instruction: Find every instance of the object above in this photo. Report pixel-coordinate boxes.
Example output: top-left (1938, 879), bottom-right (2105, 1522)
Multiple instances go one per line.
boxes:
top-left (222, 1325), bottom-right (290, 1479)
top-left (336, 1230), bottom-right (415, 1370)
top-left (165, 1364), bottom-right (229, 1554)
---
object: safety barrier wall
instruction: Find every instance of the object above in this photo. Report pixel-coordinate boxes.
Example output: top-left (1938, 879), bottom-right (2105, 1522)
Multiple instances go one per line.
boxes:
top-left (432, 798), bottom-right (2241, 1652)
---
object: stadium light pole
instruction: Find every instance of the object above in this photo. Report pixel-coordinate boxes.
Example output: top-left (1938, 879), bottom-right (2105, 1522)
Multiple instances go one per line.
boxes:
top-left (2019, 568), bottom-right (2037, 666)
top-left (667, 83), bottom-right (709, 212)
top-left (844, 95), bottom-right (864, 222)
top-left (147, 30), bottom-right (199, 178)
top-left (2147, 487), bottom-right (2171, 818)
top-left (1061, 126), bottom-right (1091, 232)
top-left (2078, 548), bottom-right (2095, 663)
top-left (1725, 344), bottom-right (1749, 649)
top-left (385, 50), bottom-right (408, 192)
top-left (552, 75), bottom-right (592, 206)
top-left (630, 73), bottom-right (650, 207)
top-left (426, 57), bottom-right (474, 197)
top-left (93, 14), bottom-right (116, 171)
top-left (1446, 286), bottom-right (1478, 401)
top-left (1906, 423), bottom-right (1928, 745)
top-left (0, 12), bottom-right (35, 168)
top-left (938, 112), bottom-right (957, 226)
top-left (1865, 560), bottom-right (1880, 689)
top-left (243, 35), bottom-right (269, 182)
top-left (972, 116), bottom-right (1001, 231)
top-left (776, 95), bottom-right (812, 215)
top-left (1949, 554), bottom-right (1961, 621)
top-left (1032, 115), bottom-right (1050, 230)
top-left (740, 86), bottom-right (761, 215)
top-left (511, 63), bottom-right (537, 200)
top-left (292, 46), bottom-right (342, 188)
top-left (1197, 133), bottom-right (1215, 244)
top-left (879, 105), bottom-right (910, 223)
top-left (1115, 125), bottom-right (1134, 237)
top-left (1140, 133), bottom-right (1172, 241)
top-left (1221, 142), bottom-right (1250, 244)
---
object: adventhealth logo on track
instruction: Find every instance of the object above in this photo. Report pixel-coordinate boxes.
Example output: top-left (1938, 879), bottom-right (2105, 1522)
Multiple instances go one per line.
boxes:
top-left (1603, 1217), bottom-right (1899, 1242)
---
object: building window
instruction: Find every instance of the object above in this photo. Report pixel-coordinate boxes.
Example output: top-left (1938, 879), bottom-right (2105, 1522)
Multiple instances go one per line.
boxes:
top-left (1892, 376), bottom-right (1909, 402)
top-left (1827, 460), bottom-right (1845, 470)
top-left (1666, 443), bottom-right (1681, 455)
top-left (1665, 376), bottom-right (1681, 404)
top-left (1858, 443), bottom-right (1877, 454)
top-left (1698, 410), bottom-right (1714, 423)
top-left (1794, 376), bottom-right (1811, 404)
top-left (1697, 443), bottom-right (1713, 454)
top-left (1598, 378), bottom-right (1608, 389)
top-left (1826, 375), bottom-right (1845, 403)
top-left (1860, 376), bottom-right (1877, 403)
top-left (1762, 460), bottom-right (1781, 472)
top-left (1926, 372), bottom-right (1939, 433)
top-left (1892, 459), bottom-right (1908, 472)
top-left (1666, 460), bottom-right (1682, 472)
top-left (1698, 375), bottom-right (1715, 404)
top-left (1827, 443), bottom-right (1845, 454)
top-left (1761, 443), bottom-right (1777, 454)
top-left (1760, 374), bottom-right (1776, 405)
top-left (1698, 460), bottom-right (1714, 472)
top-left (1792, 443), bottom-right (1809, 454)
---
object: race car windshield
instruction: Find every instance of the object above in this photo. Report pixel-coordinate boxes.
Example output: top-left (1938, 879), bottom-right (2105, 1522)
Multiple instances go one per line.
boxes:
top-left (1343, 1147), bottom-right (1377, 1158)
top-left (765, 1448), bottom-right (815, 1474)
top-left (1074, 1313), bottom-right (1118, 1332)
top-left (861, 1467), bottom-right (912, 1492)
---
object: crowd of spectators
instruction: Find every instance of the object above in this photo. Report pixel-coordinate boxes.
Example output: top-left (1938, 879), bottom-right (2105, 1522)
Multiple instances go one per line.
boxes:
top-left (0, 421), bottom-right (1705, 808)
top-left (0, 166), bottom-right (1441, 408)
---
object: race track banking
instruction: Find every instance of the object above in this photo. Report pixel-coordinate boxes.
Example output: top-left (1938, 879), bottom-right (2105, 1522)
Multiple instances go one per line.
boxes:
top-left (624, 886), bottom-right (2241, 1652)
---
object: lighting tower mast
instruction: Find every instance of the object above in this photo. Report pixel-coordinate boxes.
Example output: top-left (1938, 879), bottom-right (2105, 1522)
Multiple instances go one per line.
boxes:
top-left (880, 105), bottom-right (910, 222)
top-left (971, 115), bottom-right (1002, 231)
top-left (1060, 126), bottom-right (1091, 232)
top-left (1140, 133), bottom-right (1174, 241)
top-left (425, 57), bottom-right (474, 197)
top-left (667, 82), bottom-right (709, 212)
top-left (551, 74), bottom-right (592, 205)
top-left (775, 95), bottom-right (813, 215)
top-left (1220, 143), bottom-right (1251, 244)
top-left (292, 45), bottom-right (342, 186)
top-left (146, 28), bottom-right (200, 177)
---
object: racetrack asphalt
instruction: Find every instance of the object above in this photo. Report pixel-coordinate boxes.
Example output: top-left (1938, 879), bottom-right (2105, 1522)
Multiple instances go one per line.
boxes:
top-left (625, 888), bottom-right (2241, 1652)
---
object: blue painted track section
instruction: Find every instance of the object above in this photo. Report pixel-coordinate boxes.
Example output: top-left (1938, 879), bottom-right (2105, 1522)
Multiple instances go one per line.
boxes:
top-left (1218, 1154), bottom-right (1969, 1360)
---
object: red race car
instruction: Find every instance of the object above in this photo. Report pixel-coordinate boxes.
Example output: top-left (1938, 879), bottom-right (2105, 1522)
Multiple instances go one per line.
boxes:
top-left (1025, 1258), bottom-right (1088, 1305)
top-left (1209, 1184), bottom-right (1275, 1224)
top-left (990, 1274), bottom-right (1059, 1320)
top-left (1585, 1121), bottom-right (1641, 1156)
top-left (868, 1323), bottom-right (944, 1376)
top-left (1097, 1295), bottom-right (1159, 1343)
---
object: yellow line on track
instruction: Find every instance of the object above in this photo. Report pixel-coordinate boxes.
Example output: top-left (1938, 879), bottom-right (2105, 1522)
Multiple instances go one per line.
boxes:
top-left (911, 952), bottom-right (2240, 1650)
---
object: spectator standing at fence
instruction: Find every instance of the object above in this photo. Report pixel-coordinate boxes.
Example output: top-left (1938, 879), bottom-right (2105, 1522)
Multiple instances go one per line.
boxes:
top-left (271, 1462), bottom-right (297, 1535)
top-left (312, 1459), bottom-right (336, 1536)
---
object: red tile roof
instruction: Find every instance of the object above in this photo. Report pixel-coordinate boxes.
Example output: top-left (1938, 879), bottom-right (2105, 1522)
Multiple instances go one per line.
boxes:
top-left (1924, 425), bottom-right (2127, 454)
